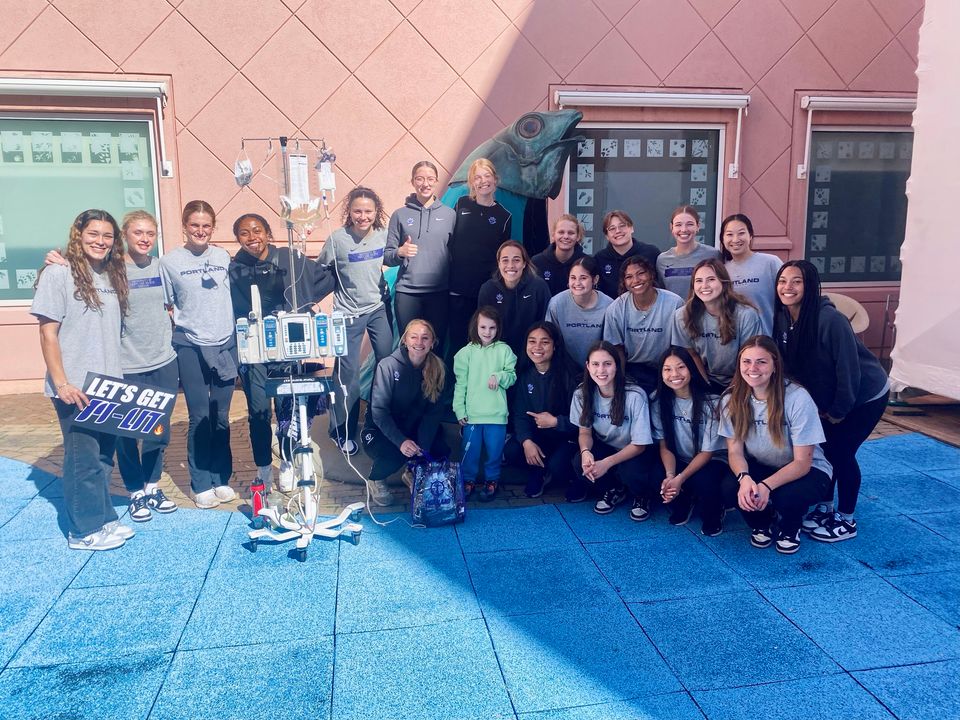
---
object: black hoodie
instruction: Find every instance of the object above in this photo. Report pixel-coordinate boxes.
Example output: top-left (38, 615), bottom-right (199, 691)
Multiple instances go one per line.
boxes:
top-left (774, 297), bottom-right (888, 419)
top-left (229, 245), bottom-right (334, 319)
top-left (477, 273), bottom-right (551, 359)
top-left (530, 243), bottom-right (586, 296)
top-left (366, 345), bottom-right (445, 449)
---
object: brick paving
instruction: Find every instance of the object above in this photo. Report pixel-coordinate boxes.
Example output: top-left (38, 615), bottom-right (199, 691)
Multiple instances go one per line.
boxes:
top-left (0, 388), bottom-right (911, 519)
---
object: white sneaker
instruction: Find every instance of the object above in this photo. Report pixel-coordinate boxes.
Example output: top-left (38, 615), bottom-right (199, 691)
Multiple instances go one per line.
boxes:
top-left (213, 485), bottom-right (237, 502)
top-left (278, 460), bottom-right (295, 492)
top-left (367, 480), bottom-right (393, 507)
top-left (194, 488), bottom-right (220, 509)
top-left (103, 520), bottom-right (135, 540)
top-left (68, 527), bottom-right (125, 551)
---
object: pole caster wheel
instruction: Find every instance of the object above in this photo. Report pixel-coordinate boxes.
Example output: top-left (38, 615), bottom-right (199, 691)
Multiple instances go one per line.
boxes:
top-left (248, 539), bottom-right (258, 553)
top-left (349, 531), bottom-right (361, 546)
top-left (297, 548), bottom-right (307, 563)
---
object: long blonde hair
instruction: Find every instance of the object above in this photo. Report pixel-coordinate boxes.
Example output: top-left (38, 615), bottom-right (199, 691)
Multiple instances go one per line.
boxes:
top-left (725, 335), bottom-right (787, 448)
top-left (402, 319), bottom-right (445, 403)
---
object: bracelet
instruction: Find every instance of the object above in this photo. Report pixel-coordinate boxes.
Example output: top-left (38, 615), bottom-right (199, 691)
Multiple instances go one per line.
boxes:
top-left (580, 448), bottom-right (592, 455)
top-left (758, 480), bottom-right (772, 493)
top-left (56, 381), bottom-right (70, 391)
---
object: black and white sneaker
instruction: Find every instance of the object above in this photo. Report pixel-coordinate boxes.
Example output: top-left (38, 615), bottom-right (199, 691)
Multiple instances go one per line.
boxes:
top-left (594, 487), bottom-right (627, 515)
top-left (629, 498), bottom-right (651, 522)
top-left (809, 513), bottom-right (857, 543)
top-left (801, 504), bottom-right (833, 534)
top-left (146, 488), bottom-right (177, 514)
top-left (775, 530), bottom-right (801, 554)
top-left (128, 493), bottom-right (152, 522)
top-left (750, 527), bottom-right (774, 549)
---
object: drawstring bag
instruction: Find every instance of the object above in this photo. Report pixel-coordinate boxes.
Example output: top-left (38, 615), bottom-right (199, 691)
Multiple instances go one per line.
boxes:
top-left (409, 455), bottom-right (465, 527)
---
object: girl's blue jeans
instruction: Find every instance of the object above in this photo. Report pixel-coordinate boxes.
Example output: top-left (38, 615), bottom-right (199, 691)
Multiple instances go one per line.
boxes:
top-left (460, 423), bottom-right (507, 485)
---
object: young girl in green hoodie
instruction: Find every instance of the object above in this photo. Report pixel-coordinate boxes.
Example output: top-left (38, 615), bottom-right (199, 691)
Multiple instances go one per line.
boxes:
top-left (453, 306), bottom-right (517, 501)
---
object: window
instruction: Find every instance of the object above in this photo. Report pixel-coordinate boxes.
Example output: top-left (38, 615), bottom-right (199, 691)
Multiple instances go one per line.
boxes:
top-left (566, 125), bottom-right (722, 254)
top-left (0, 116), bottom-right (160, 304)
top-left (804, 129), bottom-right (911, 282)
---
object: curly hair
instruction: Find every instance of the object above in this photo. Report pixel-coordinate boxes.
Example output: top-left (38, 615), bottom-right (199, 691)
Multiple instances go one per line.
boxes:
top-left (61, 209), bottom-right (129, 315)
top-left (342, 186), bottom-right (388, 230)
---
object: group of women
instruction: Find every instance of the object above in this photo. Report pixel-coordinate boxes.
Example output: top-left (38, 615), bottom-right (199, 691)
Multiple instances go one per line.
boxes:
top-left (32, 155), bottom-right (887, 556)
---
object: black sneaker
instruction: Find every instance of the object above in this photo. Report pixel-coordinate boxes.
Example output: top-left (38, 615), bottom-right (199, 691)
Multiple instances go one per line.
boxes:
top-left (801, 504), bottom-right (832, 534)
top-left (668, 499), bottom-right (694, 526)
top-left (750, 527), bottom-right (774, 549)
top-left (128, 493), bottom-right (152, 523)
top-left (565, 477), bottom-right (589, 503)
top-left (524, 474), bottom-right (547, 499)
top-left (701, 509), bottom-right (726, 537)
top-left (629, 497), bottom-right (651, 522)
top-left (775, 530), bottom-right (801, 554)
top-left (809, 513), bottom-right (858, 543)
top-left (594, 487), bottom-right (627, 515)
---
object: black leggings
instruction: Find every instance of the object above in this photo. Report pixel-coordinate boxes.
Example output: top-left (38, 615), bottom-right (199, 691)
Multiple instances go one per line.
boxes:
top-left (822, 391), bottom-right (889, 514)
top-left (570, 438), bottom-right (660, 500)
top-left (721, 460), bottom-right (832, 536)
top-left (504, 432), bottom-right (577, 487)
top-left (394, 291), bottom-right (449, 347)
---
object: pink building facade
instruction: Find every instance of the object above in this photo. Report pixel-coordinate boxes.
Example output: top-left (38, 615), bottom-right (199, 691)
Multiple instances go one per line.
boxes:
top-left (0, 0), bottom-right (923, 392)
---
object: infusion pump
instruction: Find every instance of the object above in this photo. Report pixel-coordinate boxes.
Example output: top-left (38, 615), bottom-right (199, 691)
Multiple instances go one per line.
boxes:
top-left (236, 285), bottom-right (347, 364)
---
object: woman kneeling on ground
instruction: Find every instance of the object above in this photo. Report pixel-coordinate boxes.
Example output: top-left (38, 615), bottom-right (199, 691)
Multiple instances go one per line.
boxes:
top-left (719, 336), bottom-right (833, 555)
top-left (504, 322), bottom-right (578, 499)
top-left (361, 319), bottom-right (449, 506)
top-left (570, 341), bottom-right (659, 520)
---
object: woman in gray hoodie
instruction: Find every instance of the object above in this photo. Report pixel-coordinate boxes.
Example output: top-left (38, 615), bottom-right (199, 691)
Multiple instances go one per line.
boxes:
top-left (384, 161), bottom-right (456, 342)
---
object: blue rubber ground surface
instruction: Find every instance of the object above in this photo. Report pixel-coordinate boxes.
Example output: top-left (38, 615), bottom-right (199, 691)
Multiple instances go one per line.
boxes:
top-left (1, 433), bottom-right (959, 719)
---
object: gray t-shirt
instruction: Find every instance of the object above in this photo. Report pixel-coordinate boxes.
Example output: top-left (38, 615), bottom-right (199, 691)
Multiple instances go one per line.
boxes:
top-left (31, 263), bottom-right (123, 397)
top-left (318, 226), bottom-right (386, 316)
top-left (122, 257), bottom-right (175, 373)
top-left (570, 385), bottom-right (653, 450)
top-left (672, 303), bottom-right (764, 386)
top-left (718, 382), bottom-right (833, 477)
top-left (159, 245), bottom-right (234, 346)
top-left (651, 395), bottom-right (725, 462)
top-left (657, 243), bottom-right (721, 298)
top-left (546, 290), bottom-right (613, 367)
top-left (603, 289), bottom-right (683, 365)
top-left (725, 252), bottom-right (782, 335)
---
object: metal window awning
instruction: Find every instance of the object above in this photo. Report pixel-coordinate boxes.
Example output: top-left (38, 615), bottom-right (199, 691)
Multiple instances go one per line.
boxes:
top-left (796, 95), bottom-right (917, 179)
top-left (554, 90), bottom-right (750, 179)
top-left (0, 77), bottom-right (173, 177)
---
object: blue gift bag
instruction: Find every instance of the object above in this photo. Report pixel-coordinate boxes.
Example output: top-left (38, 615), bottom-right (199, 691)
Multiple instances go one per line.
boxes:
top-left (409, 456), bottom-right (466, 527)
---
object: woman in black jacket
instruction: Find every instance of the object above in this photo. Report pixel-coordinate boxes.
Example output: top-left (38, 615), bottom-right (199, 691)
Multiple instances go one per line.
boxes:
top-left (361, 318), bottom-right (449, 506)
top-left (503, 322), bottom-right (578, 498)
top-left (477, 241), bottom-right (551, 360)
top-left (774, 260), bottom-right (889, 543)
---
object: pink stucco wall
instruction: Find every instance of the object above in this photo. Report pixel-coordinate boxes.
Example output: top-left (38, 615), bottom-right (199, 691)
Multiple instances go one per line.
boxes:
top-left (0, 0), bottom-right (923, 390)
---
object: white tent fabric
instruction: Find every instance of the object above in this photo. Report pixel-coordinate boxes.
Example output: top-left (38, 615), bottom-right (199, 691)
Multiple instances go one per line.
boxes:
top-left (890, 0), bottom-right (960, 400)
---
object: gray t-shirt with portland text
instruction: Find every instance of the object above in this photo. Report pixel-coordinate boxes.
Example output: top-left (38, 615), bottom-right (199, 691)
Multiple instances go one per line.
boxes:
top-left (570, 385), bottom-right (653, 450)
top-left (672, 303), bottom-right (763, 386)
top-left (651, 394), bottom-right (725, 462)
top-left (656, 243), bottom-right (721, 298)
top-left (725, 252), bottom-right (782, 335)
top-left (603, 289), bottom-right (683, 365)
top-left (159, 245), bottom-right (234, 346)
top-left (718, 382), bottom-right (833, 477)
top-left (122, 256), bottom-right (175, 373)
top-left (546, 290), bottom-right (613, 367)
top-left (30, 263), bottom-right (123, 397)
